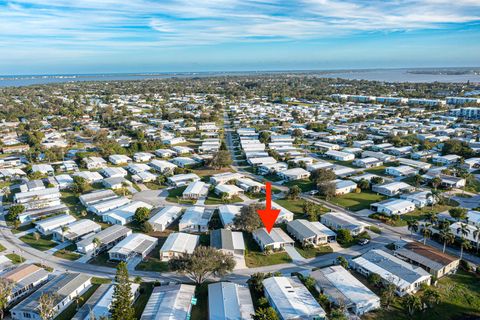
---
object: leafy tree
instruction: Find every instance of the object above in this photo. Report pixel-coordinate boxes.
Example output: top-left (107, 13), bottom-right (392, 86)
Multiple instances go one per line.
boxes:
top-left (302, 201), bottom-right (324, 222)
top-left (169, 246), bottom-right (235, 284)
top-left (210, 150), bottom-right (232, 169)
top-left (72, 175), bottom-right (90, 194)
top-left (357, 179), bottom-right (370, 190)
top-left (258, 131), bottom-right (271, 144)
top-left (329, 309), bottom-right (347, 320)
top-left (412, 174), bottom-right (424, 187)
top-left (110, 262), bottom-right (135, 320)
top-left (317, 182), bottom-right (336, 200)
top-left (449, 207), bottom-right (467, 221)
top-left (442, 140), bottom-right (475, 158)
top-left (134, 207), bottom-right (151, 223)
top-left (336, 229), bottom-right (353, 245)
top-left (0, 278), bottom-right (15, 320)
top-left (336, 256), bottom-right (348, 269)
top-left (248, 273), bottom-right (266, 294)
top-left (253, 307), bottom-right (279, 320)
top-left (367, 273), bottom-right (382, 287)
top-left (402, 295), bottom-right (422, 316)
top-left (381, 284), bottom-right (396, 310)
top-left (234, 203), bottom-right (263, 232)
top-left (38, 293), bottom-right (57, 320)
top-left (7, 205), bottom-right (25, 221)
top-left (287, 185), bottom-right (301, 200)
top-left (311, 168), bottom-right (335, 184)
top-left (422, 287), bottom-right (441, 308)
top-left (370, 176), bottom-right (384, 185)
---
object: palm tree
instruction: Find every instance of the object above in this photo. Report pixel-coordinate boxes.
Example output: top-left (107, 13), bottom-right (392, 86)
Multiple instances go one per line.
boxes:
top-left (439, 227), bottom-right (455, 253)
top-left (421, 223), bottom-right (432, 245)
top-left (92, 237), bottom-right (101, 257)
top-left (61, 226), bottom-right (69, 242)
top-left (74, 295), bottom-right (84, 311)
top-left (473, 226), bottom-right (480, 253)
top-left (426, 189), bottom-right (441, 210)
top-left (431, 176), bottom-right (442, 191)
top-left (426, 212), bottom-right (438, 227)
top-left (457, 223), bottom-right (471, 259)
top-left (459, 238), bottom-right (472, 260)
top-left (407, 220), bottom-right (419, 236)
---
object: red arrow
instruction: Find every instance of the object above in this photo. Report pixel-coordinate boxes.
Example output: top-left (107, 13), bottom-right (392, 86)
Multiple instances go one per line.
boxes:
top-left (257, 182), bottom-right (280, 234)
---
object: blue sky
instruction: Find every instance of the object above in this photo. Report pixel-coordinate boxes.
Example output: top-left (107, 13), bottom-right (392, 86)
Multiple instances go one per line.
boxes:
top-left (0, 0), bottom-right (480, 74)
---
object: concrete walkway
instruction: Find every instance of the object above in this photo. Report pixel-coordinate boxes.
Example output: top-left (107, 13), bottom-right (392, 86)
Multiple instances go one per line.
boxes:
top-left (45, 241), bottom-right (72, 255)
top-left (284, 245), bottom-right (306, 263)
top-left (14, 228), bottom-right (36, 238)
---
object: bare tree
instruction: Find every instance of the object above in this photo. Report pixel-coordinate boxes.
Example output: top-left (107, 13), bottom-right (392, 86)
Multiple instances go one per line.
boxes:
top-left (38, 293), bottom-right (57, 320)
top-left (0, 278), bottom-right (15, 320)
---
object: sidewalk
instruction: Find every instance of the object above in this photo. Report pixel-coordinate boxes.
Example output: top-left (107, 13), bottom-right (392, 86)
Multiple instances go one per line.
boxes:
top-left (45, 241), bottom-right (72, 255)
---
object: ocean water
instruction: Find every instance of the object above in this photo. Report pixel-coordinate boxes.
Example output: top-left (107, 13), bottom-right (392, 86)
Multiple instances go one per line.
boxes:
top-left (1, 69), bottom-right (479, 88)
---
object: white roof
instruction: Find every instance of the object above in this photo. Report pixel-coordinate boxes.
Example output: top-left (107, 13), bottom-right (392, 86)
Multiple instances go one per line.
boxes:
top-left (253, 228), bottom-right (294, 246)
top-left (180, 206), bottom-right (210, 227)
top-left (183, 181), bottom-right (206, 195)
top-left (378, 199), bottom-right (415, 211)
top-left (353, 250), bottom-right (430, 291)
top-left (103, 200), bottom-right (153, 221)
top-left (263, 277), bottom-right (326, 319)
top-left (109, 233), bottom-right (157, 256)
top-left (215, 184), bottom-right (243, 194)
top-left (140, 284), bottom-right (196, 320)
top-left (35, 213), bottom-right (76, 230)
top-left (54, 219), bottom-right (101, 238)
top-left (160, 232), bottom-right (199, 254)
top-left (149, 206), bottom-right (183, 226)
top-left (218, 205), bottom-right (242, 226)
top-left (208, 282), bottom-right (254, 320)
top-left (312, 266), bottom-right (379, 307)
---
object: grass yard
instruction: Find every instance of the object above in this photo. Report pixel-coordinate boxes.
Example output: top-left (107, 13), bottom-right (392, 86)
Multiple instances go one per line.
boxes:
top-left (364, 166), bottom-right (388, 176)
top-left (144, 182), bottom-right (165, 190)
top-left (363, 270), bottom-right (480, 320)
top-left (275, 198), bottom-right (329, 219)
top-left (190, 283), bottom-right (209, 320)
top-left (0, 244), bottom-right (6, 252)
top-left (53, 244), bottom-right (81, 261)
top-left (402, 203), bottom-right (458, 222)
top-left (11, 222), bottom-right (35, 234)
top-left (328, 191), bottom-right (386, 211)
top-left (89, 251), bottom-right (120, 268)
top-left (55, 284), bottom-right (99, 320)
top-left (204, 190), bottom-right (242, 205)
top-left (19, 233), bottom-right (57, 251)
top-left (133, 282), bottom-right (155, 319)
top-left (284, 179), bottom-right (316, 192)
top-left (61, 191), bottom-right (84, 216)
top-left (244, 232), bottom-right (292, 267)
top-left (6, 253), bottom-right (24, 264)
top-left (294, 244), bottom-right (333, 259)
top-left (166, 186), bottom-right (195, 204)
top-left (135, 244), bottom-right (170, 272)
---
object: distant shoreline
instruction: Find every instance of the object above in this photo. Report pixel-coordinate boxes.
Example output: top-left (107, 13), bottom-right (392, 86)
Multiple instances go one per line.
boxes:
top-left (1, 67), bottom-right (480, 87)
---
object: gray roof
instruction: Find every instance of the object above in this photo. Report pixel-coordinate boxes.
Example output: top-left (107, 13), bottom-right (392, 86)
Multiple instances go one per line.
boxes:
top-left (77, 225), bottom-right (131, 248)
top-left (11, 273), bottom-right (91, 314)
top-left (71, 284), bottom-right (111, 320)
top-left (141, 284), bottom-right (195, 320)
top-left (210, 229), bottom-right (245, 251)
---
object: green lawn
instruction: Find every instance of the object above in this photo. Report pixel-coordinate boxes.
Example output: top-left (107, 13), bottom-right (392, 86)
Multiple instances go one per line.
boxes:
top-left (0, 244), bottom-right (6, 252)
top-left (190, 283), bottom-right (209, 320)
top-left (166, 186), bottom-right (195, 204)
top-left (275, 198), bottom-right (329, 219)
top-left (19, 233), bottom-right (57, 251)
top-left (53, 244), bottom-right (81, 261)
top-left (284, 179), bottom-right (316, 192)
top-left (328, 191), bottom-right (386, 211)
top-left (204, 190), bottom-right (243, 205)
top-left (6, 253), bottom-right (24, 264)
top-left (55, 284), bottom-right (99, 320)
top-left (144, 182), bottom-right (165, 190)
top-left (89, 252), bottom-right (120, 268)
top-left (294, 244), bottom-right (333, 259)
top-left (133, 282), bottom-right (154, 319)
top-left (363, 270), bottom-right (480, 320)
top-left (11, 222), bottom-right (35, 234)
top-left (135, 244), bottom-right (170, 272)
top-left (365, 166), bottom-right (388, 176)
top-left (402, 203), bottom-right (457, 222)
top-left (244, 232), bottom-right (292, 267)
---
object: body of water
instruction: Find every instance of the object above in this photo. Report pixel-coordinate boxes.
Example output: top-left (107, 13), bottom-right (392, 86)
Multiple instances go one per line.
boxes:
top-left (1, 69), bottom-right (479, 87)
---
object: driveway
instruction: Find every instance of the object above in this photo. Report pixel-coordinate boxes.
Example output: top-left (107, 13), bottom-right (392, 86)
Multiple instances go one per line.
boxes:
top-left (284, 245), bottom-right (306, 263)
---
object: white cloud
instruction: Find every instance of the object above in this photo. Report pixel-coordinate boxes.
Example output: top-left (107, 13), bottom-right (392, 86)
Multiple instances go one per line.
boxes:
top-left (0, 0), bottom-right (479, 50)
